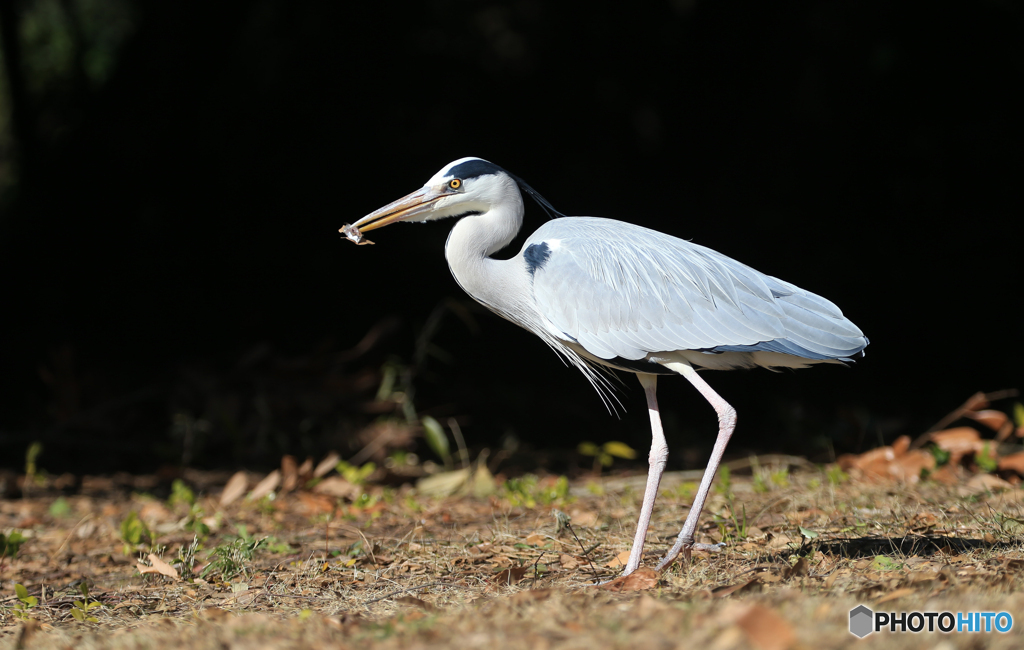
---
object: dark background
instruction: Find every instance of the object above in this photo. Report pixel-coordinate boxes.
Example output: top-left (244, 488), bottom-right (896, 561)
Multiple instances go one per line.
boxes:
top-left (0, 0), bottom-right (1020, 475)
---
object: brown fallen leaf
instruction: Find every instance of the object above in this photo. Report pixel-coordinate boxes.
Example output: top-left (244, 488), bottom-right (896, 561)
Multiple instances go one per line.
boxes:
top-left (294, 491), bottom-right (336, 515)
top-left (281, 455), bottom-right (298, 492)
top-left (889, 449), bottom-right (936, 484)
top-left (492, 566), bottom-right (530, 586)
top-left (709, 576), bottom-right (760, 598)
top-left (930, 427), bottom-right (984, 464)
top-left (559, 554), bottom-right (579, 570)
top-left (960, 473), bottom-right (1013, 495)
top-left (248, 470), bottom-right (281, 501)
top-left (314, 452), bottom-right (341, 478)
top-left (220, 471), bottom-right (248, 507)
top-left (598, 567), bottom-right (659, 592)
top-left (784, 557), bottom-right (809, 578)
top-left (137, 553), bottom-right (179, 580)
top-left (734, 604), bottom-right (795, 650)
top-left (997, 452), bottom-right (1024, 476)
top-left (605, 550), bottom-right (631, 568)
top-left (966, 409), bottom-right (1011, 433)
top-left (312, 476), bottom-right (360, 499)
top-left (524, 533), bottom-right (546, 546)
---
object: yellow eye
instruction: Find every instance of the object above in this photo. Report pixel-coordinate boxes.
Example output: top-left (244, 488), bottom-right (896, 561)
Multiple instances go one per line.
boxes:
top-left (449, 179), bottom-right (462, 190)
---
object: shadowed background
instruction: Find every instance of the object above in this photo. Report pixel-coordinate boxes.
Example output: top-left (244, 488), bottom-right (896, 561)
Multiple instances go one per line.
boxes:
top-left (0, 0), bottom-right (1020, 474)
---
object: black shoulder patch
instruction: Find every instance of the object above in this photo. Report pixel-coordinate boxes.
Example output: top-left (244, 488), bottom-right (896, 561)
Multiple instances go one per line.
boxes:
top-left (524, 242), bottom-right (551, 277)
top-left (447, 159), bottom-right (505, 180)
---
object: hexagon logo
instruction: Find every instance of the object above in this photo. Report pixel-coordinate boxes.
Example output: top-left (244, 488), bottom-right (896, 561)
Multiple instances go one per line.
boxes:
top-left (850, 605), bottom-right (874, 638)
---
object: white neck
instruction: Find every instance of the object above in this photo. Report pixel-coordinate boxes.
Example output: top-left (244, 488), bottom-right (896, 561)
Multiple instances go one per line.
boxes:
top-left (444, 180), bottom-right (524, 315)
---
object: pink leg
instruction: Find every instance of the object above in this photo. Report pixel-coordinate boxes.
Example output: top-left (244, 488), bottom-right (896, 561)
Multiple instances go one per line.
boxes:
top-left (655, 361), bottom-right (735, 571)
top-left (621, 373), bottom-right (668, 576)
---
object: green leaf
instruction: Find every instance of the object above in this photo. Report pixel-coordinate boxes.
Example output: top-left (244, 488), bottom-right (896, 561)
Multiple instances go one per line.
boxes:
top-left (602, 441), bottom-right (637, 460)
top-left (977, 442), bottom-right (998, 473)
top-left (421, 416), bottom-right (450, 464)
top-left (15, 583), bottom-right (29, 601)
top-left (49, 497), bottom-right (73, 518)
top-left (869, 555), bottom-right (901, 571)
top-left (577, 442), bottom-right (600, 457)
top-left (799, 526), bottom-right (820, 539)
top-left (71, 608), bottom-right (85, 621)
top-left (1013, 402), bottom-right (1024, 428)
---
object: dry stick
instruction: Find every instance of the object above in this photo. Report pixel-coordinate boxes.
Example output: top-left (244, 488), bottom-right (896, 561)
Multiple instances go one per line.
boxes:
top-left (910, 389), bottom-right (1020, 449)
top-left (362, 581), bottom-right (446, 606)
top-left (563, 521), bottom-right (601, 582)
top-left (531, 551), bottom-right (547, 584)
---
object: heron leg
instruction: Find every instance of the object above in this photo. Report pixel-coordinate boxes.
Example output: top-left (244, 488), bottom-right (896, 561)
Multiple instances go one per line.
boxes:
top-left (655, 361), bottom-right (736, 572)
top-left (622, 373), bottom-right (668, 576)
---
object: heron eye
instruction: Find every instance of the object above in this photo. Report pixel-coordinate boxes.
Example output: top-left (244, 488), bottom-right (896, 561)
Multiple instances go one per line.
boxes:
top-left (449, 179), bottom-right (462, 190)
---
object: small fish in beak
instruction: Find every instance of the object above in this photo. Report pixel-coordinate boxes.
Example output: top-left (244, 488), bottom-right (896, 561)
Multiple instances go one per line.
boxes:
top-left (340, 223), bottom-right (374, 246)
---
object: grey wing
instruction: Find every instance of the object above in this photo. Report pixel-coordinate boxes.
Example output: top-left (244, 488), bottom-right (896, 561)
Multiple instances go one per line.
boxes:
top-left (524, 217), bottom-right (868, 364)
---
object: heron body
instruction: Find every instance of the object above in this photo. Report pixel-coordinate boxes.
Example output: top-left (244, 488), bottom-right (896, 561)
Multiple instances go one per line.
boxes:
top-left (345, 157), bottom-right (868, 576)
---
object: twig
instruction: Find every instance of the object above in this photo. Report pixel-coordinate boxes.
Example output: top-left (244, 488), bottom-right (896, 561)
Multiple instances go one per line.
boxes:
top-left (911, 389), bottom-right (1020, 448)
top-left (563, 521), bottom-right (601, 582)
top-left (362, 581), bottom-right (446, 606)
top-left (531, 551), bottom-right (546, 583)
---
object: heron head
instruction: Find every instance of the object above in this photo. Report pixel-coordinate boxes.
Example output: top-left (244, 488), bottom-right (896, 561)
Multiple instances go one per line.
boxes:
top-left (347, 157), bottom-right (518, 234)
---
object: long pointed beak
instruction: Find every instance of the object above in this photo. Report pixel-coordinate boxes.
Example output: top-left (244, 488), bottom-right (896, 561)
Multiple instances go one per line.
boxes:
top-left (348, 186), bottom-right (445, 233)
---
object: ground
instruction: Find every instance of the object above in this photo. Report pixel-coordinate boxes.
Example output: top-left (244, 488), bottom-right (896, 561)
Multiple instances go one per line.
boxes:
top-left (2, 458), bottom-right (1024, 650)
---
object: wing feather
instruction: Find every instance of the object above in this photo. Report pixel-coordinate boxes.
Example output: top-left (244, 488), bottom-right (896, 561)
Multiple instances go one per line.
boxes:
top-left (525, 217), bottom-right (867, 365)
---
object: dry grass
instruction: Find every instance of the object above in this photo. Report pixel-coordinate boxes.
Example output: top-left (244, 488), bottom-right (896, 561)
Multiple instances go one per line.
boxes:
top-left (2, 466), bottom-right (1024, 649)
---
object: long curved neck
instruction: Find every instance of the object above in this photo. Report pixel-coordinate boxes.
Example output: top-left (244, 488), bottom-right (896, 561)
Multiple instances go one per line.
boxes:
top-left (444, 185), bottom-right (524, 312)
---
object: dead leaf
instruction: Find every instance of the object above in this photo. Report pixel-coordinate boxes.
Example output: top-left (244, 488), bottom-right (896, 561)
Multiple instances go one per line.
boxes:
top-left (220, 472), bottom-right (248, 507)
top-left (960, 473), bottom-right (1013, 495)
top-left (524, 533), bottom-right (546, 546)
top-left (492, 566), bottom-right (530, 586)
top-left (997, 452), bottom-right (1024, 476)
top-left (312, 476), bottom-right (360, 499)
top-left (559, 554), bottom-right (579, 570)
top-left (967, 409), bottom-right (1010, 432)
top-left (416, 468), bottom-right (470, 497)
top-left (890, 449), bottom-right (935, 484)
top-left (314, 452), bottom-right (341, 478)
top-left (710, 576), bottom-right (760, 598)
top-left (732, 604), bottom-right (796, 650)
top-left (294, 491), bottom-right (336, 515)
top-left (767, 534), bottom-right (796, 550)
top-left (875, 587), bottom-right (915, 604)
top-left (137, 553), bottom-right (179, 580)
top-left (930, 427), bottom-right (983, 463)
top-left (281, 455), bottom-right (298, 492)
top-left (464, 463), bottom-right (497, 498)
top-left (784, 557), bottom-right (809, 578)
top-left (248, 470), bottom-right (280, 501)
top-left (597, 567), bottom-right (659, 592)
top-left (605, 550), bottom-right (631, 568)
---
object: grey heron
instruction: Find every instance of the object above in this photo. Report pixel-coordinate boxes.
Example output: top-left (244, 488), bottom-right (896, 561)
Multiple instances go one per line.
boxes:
top-left (342, 157), bottom-right (868, 577)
